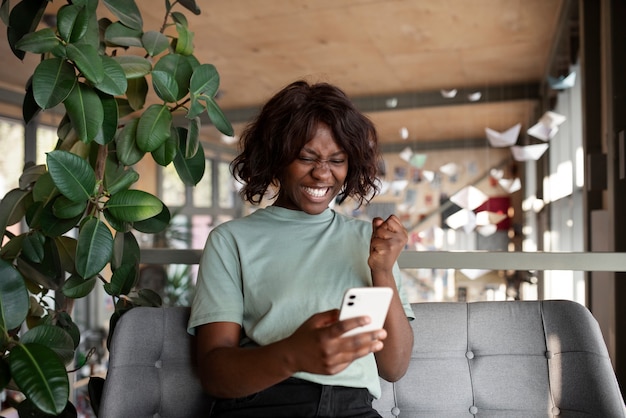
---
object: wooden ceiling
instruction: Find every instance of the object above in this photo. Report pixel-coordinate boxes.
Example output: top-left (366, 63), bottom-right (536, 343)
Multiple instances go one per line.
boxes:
top-left (0, 0), bottom-right (568, 152)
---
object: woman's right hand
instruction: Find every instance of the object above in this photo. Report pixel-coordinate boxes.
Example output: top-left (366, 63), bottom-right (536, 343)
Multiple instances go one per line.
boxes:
top-left (283, 309), bottom-right (387, 376)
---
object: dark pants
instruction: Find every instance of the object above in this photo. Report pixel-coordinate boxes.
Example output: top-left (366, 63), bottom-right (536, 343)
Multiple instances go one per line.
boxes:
top-left (210, 377), bottom-right (381, 418)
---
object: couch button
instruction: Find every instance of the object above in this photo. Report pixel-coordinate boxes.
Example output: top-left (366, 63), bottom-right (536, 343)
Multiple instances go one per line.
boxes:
top-left (469, 405), bottom-right (478, 414)
top-left (546, 351), bottom-right (553, 359)
top-left (391, 406), bottom-right (400, 416)
top-left (466, 351), bottom-right (475, 359)
top-left (552, 406), bottom-right (561, 415)
top-left (155, 360), bottom-right (163, 368)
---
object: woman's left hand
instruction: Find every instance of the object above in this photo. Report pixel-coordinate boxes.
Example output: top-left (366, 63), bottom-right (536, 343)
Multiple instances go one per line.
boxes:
top-left (368, 215), bottom-right (408, 273)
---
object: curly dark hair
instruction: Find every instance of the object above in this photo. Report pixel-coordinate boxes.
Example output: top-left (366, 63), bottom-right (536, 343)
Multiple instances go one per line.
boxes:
top-left (231, 80), bottom-right (381, 207)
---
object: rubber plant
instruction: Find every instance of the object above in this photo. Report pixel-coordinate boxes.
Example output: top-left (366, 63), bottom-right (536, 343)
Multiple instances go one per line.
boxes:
top-left (0, 0), bottom-right (232, 415)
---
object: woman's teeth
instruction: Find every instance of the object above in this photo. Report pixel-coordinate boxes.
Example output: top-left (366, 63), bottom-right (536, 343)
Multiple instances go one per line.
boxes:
top-left (303, 187), bottom-right (328, 198)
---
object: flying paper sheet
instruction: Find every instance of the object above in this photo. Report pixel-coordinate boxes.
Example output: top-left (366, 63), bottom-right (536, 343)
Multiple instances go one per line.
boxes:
top-left (439, 162), bottom-right (459, 177)
top-left (528, 111), bottom-right (567, 141)
top-left (485, 123), bottom-right (521, 147)
top-left (399, 146), bottom-right (413, 162)
top-left (548, 71), bottom-right (576, 90)
top-left (467, 91), bottom-right (482, 102)
top-left (445, 208), bottom-right (476, 233)
top-left (450, 185), bottom-right (489, 210)
top-left (498, 177), bottom-right (521, 193)
top-left (475, 210), bottom-right (508, 226)
top-left (440, 89), bottom-right (457, 98)
top-left (476, 224), bottom-right (498, 237)
top-left (511, 144), bottom-right (549, 161)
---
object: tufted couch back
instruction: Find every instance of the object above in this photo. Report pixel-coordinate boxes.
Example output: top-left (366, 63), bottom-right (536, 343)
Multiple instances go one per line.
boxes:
top-left (94, 300), bottom-right (626, 417)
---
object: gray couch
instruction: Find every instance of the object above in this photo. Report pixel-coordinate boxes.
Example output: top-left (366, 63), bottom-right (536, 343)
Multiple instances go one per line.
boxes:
top-left (93, 300), bottom-right (626, 417)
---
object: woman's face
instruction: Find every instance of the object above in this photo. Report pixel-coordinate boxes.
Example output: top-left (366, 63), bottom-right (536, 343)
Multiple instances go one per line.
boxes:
top-left (274, 123), bottom-right (348, 215)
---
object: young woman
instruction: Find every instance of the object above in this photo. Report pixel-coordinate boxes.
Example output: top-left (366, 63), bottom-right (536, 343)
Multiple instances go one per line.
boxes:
top-left (188, 80), bottom-right (414, 417)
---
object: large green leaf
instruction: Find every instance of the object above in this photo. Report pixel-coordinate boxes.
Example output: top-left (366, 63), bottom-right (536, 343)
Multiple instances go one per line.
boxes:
top-left (32, 172), bottom-right (58, 203)
top-left (103, 0), bottom-right (143, 31)
top-left (136, 104), bottom-right (172, 152)
top-left (174, 22), bottom-right (194, 56)
top-left (142, 30), bottom-right (169, 56)
top-left (57, 4), bottom-right (90, 43)
top-left (0, 258), bottom-right (29, 332)
top-left (151, 127), bottom-right (178, 166)
top-left (93, 92), bottom-right (119, 145)
top-left (94, 56), bottom-right (128, 96)
top-left (7, 0), bottom-right (48, 60)
top-left (19, 163), bottom-right (46, 190)
top-left (105, 165), bottom-right (139, 195)
top-left (76, 217), bottom-right (113, 279)
top-left (32, 58), bottom-right (76, 110)
top-left (52, 195), bottom-right (87, 219)
top-left (111, 231), bottom-right (139, 271)
top-left (15, 27), bottom-right (61, 54)
top-left (151, 70), bottom-right (179, 103)
top-left (104, 21), bottom-right (143, 47)
top-left (125, 76), bottom-right (148, 110)
top-left (64, 83), bottom-right (104, 143)
top-left (8, 343), bottom-right (69, 415)
top-left (115, 118), bottom-right (145, 166)
top-left (66, 43), bottom-right (104, 85)
top-left (46, 150), bottom-right (96, 203)
top-left (178, 0), bottom-right (201, 15)
top-left (153, 53), bottom-right (193, 101)
top-left (105, 189), bottom-right (163, 222)
top-left (22, 80), bottom-right (40, 124)
top-left (21, 231), bottom-right (45, 263)
top-left (21, 325), bottom-right (75, 365)
top-left (204, 94), bottom-right (234, 136)
top-left (104, 263), bottom-right (136, 296)
top-left (173, 136), bottom-right (206, 186)
top-left (186, 117), bottom-right (200, 158)
top-left (0, 188), bottom-right (29, 239)
top-left (133, 204), bottom-right (171, 234)
top-left (62, 274), bottom-right (96, 299)
top-left (113, 55), bottom-right (152, 79)
top-left (54, 236), bottom-right (77, 275)
top-left (39, 201), bottom-right (83, 238)
top-left (189, 63), bottom-right (219, 98)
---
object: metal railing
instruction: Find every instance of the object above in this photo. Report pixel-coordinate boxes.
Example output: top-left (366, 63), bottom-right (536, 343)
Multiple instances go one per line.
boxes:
top-left (139, 249), bottom-right (626, 272)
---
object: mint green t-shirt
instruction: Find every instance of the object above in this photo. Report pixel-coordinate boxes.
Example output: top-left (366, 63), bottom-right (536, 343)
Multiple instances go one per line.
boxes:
top-left (188, 206), bottom-right (414, 398)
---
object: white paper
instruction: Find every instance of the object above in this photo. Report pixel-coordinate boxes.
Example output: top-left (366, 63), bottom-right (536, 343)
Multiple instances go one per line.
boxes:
top-left (475, 210), bottom-right (508, 226)
top-left (548, 71), bottom-right (576, 90)
top-left (399, 146), bottom-right (413, 162)
top-left (510, 144), bottom-right (549, 161)
top-left (439, 162), bottom-right (459, 177)
top-left (485, 123), bottom-right (521, 147)
top-left (445, 208), bottom-right (476, 233)
top-left (450, 185), bottom-right (488, 210)
top-left (498, 177), bottom-right (521, 193)
top-left (528, 111), bottom-right (566, 141)
top-left (440, 88), bottom-right (457, 98)
top-left (476, 224), bottom-right (498, 237)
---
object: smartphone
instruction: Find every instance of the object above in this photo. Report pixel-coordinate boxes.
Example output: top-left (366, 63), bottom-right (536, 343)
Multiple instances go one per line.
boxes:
top-left (338, 287), bottom-right (393, 337)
